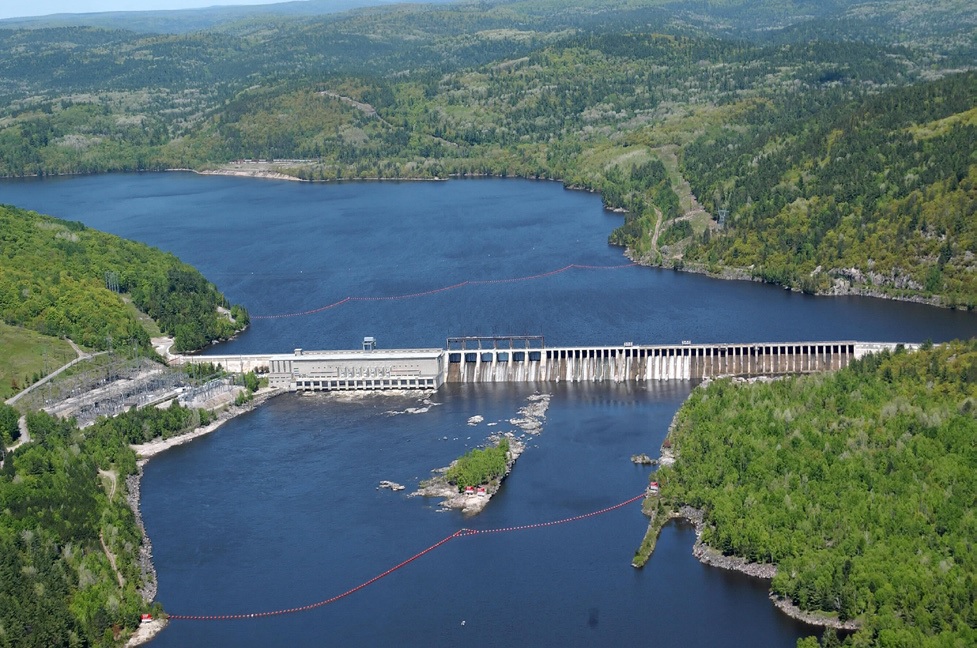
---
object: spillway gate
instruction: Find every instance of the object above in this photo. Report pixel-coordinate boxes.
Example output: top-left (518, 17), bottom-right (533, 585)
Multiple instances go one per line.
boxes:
top-left (179, 340), bottom-right (912, 393)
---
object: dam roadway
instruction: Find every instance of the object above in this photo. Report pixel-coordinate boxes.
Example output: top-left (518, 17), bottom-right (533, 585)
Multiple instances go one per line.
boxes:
top-left (177, 338), bottom-right (914, 393)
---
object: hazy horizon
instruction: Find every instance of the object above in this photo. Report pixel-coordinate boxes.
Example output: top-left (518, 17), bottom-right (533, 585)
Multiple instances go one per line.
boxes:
top-left (0, 0), bottom-right (291, 20)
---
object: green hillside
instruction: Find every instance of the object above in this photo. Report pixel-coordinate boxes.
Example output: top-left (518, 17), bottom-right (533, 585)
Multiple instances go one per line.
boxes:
top-left (0, 206), bottom-right (253, 647)
top-left (0, 322), bottom-right (75, 400)
top-left (674, 72), bottom-right (977, 307)
top-left (0, 402), bottom-right (214, 646)
top-left (0, 1), bottom-right (972, 305)
top-left (0, 205), bottom-right (248, 353)
top-left (650, 341), bottom-right (977, 646)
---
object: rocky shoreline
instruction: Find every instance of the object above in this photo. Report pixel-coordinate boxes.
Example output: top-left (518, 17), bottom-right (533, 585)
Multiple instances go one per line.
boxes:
top-left (125, 467), bottom-right (158, 604)
top-left (413, 393), bottom-right (550, 514)
top-left (659, 505), bottom-right (860, 630)
top-left (123, 467), bottom-right (168, 647)
top-left (678, 508), bottom-right (779, 580)
top-left (196, 168), bottom-right (304, 182)
top-left (123, 387), bottom-right (281, 646)
top-left (636, 400), bottom-right (862, 633)
top-left (770, 596), bottom-right (861, 631)
top-left (130, 387), bottom-right (280, 460)
top-left (193, 166), bottom-right (451, 184)
top-left (627, 251), bottom-right (951, 309)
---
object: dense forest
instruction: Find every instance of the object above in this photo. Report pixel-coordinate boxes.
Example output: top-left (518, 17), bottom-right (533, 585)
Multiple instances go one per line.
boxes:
top-left (0, 0), bottom-right (974, 304)
top-left (651, 341), bottom-right (977, 647)
top-left (0, 205), bottom-right (248, 353)
top-left (0, 402), bottom-right (206, 647)
top-left (677, 72), bottom-right (977, 306)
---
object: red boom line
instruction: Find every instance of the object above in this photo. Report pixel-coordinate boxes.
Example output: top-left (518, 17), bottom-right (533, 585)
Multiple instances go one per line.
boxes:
top-left (166, 493), bottom-right (645, 621)
top-left (251, 263), bottom-right (636, 319)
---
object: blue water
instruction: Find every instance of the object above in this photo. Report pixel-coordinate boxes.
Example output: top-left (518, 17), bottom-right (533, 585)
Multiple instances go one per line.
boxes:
top-left (2, 173), bottom-right (973, 353)
top-left (142, 383), bottom-right (803, 648)
top-left (2, 174), bottom-right (974, 646)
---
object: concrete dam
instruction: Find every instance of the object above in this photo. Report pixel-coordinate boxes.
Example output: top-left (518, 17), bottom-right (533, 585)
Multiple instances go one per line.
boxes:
top-left (446, 340), bottom-right (877, 384)
top-left (180, 337), bottom-right (912, 393)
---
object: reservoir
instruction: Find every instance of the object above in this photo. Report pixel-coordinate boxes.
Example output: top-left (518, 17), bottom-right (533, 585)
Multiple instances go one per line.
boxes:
top-left (2, 174), bottom-right (974, 646)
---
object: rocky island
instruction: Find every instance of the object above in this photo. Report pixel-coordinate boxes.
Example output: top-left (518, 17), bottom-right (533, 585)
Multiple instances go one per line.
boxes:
top-left (413, 393), bottom-right (550, 514)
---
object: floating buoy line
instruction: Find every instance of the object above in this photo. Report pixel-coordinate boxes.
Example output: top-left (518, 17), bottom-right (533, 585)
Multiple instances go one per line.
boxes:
top-left (167, 493), bottom-right (645, 621)
top-left (251, 263), bottom-right (637, 319)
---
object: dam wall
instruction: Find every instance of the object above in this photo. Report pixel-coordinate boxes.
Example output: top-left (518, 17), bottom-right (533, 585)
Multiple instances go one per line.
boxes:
top-left (445, 342), bottom-right (909, 384)
top-left (177, 342), bottom-right (913, 392)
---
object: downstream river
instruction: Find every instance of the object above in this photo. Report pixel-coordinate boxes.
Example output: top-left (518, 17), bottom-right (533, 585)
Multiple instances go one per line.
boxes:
top-left (2, 174), bottom-right (974, 647)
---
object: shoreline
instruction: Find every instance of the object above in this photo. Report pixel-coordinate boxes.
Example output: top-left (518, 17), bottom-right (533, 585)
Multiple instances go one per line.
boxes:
top-left (124, 387), bottom-right (281, 647)
top-left (193, 165), bottom-right (963, 310)
top-left (190, 167), bottom-right (451, 184)
top-left (635, 503), bottom-right (860, 631)
top-left (124, 464), bottom-right (167, 647)
top-left (192, 165), bottom-right (964, 310)
top-left (6, 164), bottom-right (965, 310)
top-left (683, 508), bottom-right (859, 631)
top-left (624, 250), bottom-right (953, 310)
top-left (634, 400), bottom-right (862, 633)
top-left (130, 387), bottom-right (281, 461)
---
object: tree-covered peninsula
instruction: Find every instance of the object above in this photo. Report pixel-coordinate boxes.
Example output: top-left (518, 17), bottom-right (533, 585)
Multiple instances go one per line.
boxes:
top-left (0, 205), bottom-right (248, 355)
top-left (0, 201), bottom-right (257, 646)
top-left (0, 403), bottom-right (209, 646)
top-left (644, 341), bottom-right (977, 647)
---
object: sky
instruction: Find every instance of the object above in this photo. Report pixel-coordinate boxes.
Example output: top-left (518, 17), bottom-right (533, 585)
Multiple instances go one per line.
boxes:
top-left (0, 1), bottom-right (288, 20)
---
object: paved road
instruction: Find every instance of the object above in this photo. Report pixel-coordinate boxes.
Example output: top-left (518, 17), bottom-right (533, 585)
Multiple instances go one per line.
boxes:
top-left (5, 347), bottom-right (108, 406)
top-left (3, 339), bottom-right (106, 459)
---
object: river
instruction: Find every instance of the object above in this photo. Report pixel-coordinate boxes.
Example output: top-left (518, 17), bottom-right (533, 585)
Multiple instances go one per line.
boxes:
top-left (2, 173), bottom-right (974, 646)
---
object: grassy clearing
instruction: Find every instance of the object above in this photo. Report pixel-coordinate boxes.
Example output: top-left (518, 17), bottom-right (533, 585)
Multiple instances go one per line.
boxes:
top-left (0, 322), bottom-right (76, 400)
top-left (689, 210), bottom-right (714, 236)
top-left (122, 296), bottom-right (162, 338)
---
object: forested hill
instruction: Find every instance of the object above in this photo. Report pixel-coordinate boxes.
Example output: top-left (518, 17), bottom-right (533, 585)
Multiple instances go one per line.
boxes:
top-left (0, 0), bottom-right (974, 305)
top-left (654, 341), bottom-right (977, 647)
top-left (0, 0), bottom-right (458, 34)
top-left (0, 204), bottom-right (249, 648)
top-left (675, 71), bottom-right (977, 307)
top-left (0, 205), bottom-right (248, 352)
top-left (0, 398), bottom-right (220, 646)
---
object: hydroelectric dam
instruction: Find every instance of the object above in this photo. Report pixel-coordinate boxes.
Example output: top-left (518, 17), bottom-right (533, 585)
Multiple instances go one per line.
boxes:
top-left (178, 337), bottom-right (914, 393)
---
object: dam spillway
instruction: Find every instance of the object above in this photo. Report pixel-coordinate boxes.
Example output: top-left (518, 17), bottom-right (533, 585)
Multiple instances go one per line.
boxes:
top-left (444, 341), bottom-right (883, 384)
top-left (181, 339), bottom-right (913, 393)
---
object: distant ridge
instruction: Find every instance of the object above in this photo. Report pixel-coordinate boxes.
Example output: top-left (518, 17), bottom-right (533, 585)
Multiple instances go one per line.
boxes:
top-left (0, 0), bottom-right (459, 33)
